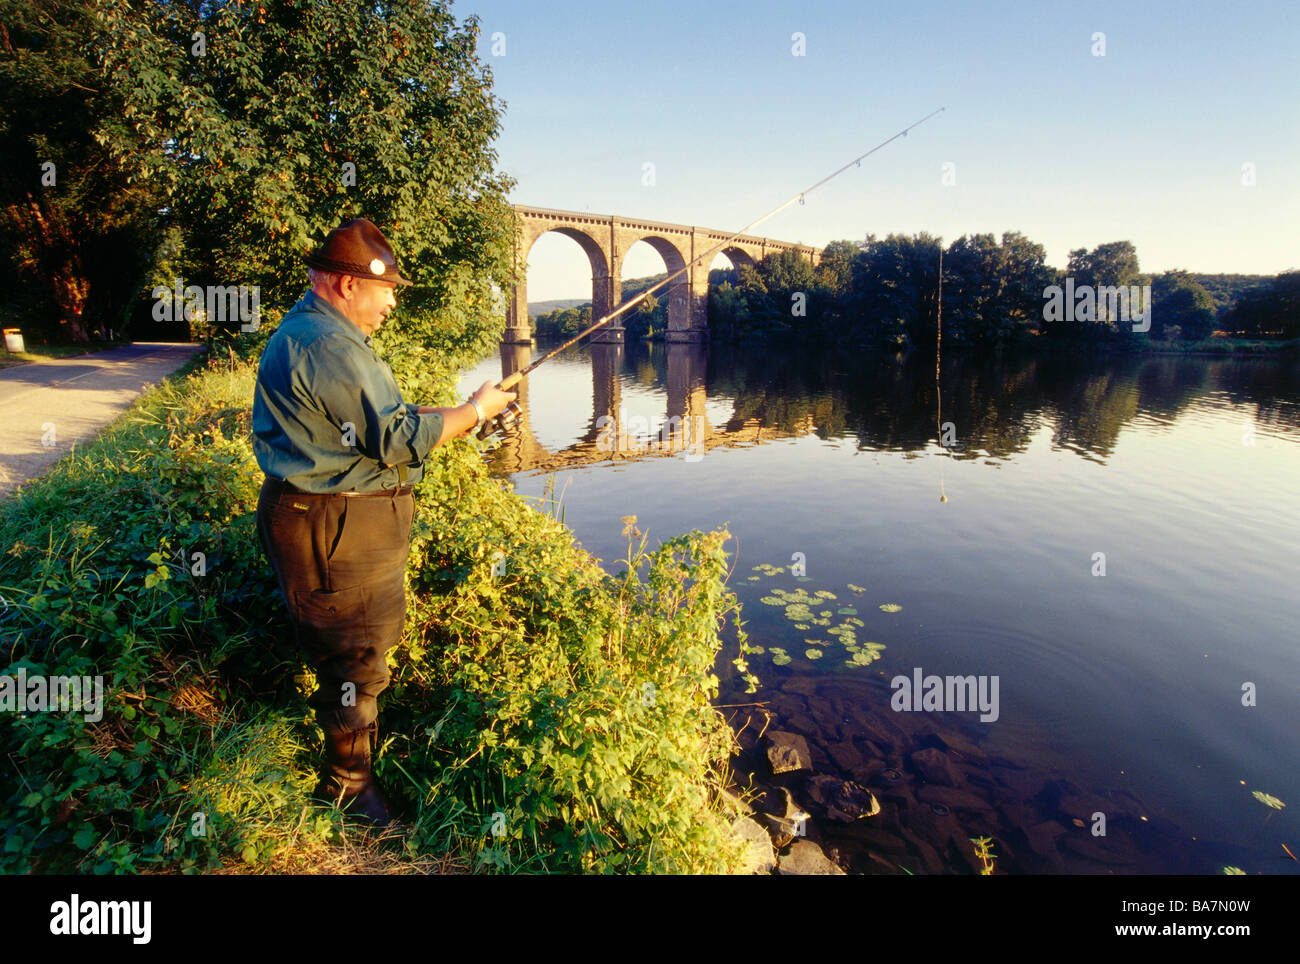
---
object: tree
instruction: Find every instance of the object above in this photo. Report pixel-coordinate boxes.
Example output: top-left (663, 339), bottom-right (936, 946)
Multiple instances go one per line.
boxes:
top-left (1067, 241), bottom-right (1141, 290)
top-left (1063, 241), bottom-right (1142, 338)
top-left (88, 0), bottom-right (515, 381)
top-left (815, 240), bottom-right (856, 296)
top-left (1226, 270), bottom-right (1300, 339)
top-left (1151, 271), bottom-right (1216, 341)
top-left (849, 233), bottom-right (941, 349)
top-left (0, 1), bottom-right (162, 343)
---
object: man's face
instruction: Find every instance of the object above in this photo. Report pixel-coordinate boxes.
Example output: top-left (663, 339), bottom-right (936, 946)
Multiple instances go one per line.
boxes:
top-left (342, 276), bottom-right (398, 336)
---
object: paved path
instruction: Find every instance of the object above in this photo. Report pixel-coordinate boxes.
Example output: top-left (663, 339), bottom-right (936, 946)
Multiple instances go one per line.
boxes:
top-left (0, 342), bottom-right (206, 500)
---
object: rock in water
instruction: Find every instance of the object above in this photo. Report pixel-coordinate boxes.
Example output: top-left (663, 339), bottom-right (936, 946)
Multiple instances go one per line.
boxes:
top-left (808, 775), bottom-right (882, 821)
top-left (766, 730), bottom-right (812, 774)
top-left (910, 747), bottom-right (961, 787)
top-left (760, 787), bottom-right (811, 849)
top-left (778, 840), bottom-right (846, 875)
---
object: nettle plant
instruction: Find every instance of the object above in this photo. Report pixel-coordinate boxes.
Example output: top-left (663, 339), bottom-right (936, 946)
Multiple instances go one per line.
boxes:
top-left (387, 457), bottom-right (758, 872)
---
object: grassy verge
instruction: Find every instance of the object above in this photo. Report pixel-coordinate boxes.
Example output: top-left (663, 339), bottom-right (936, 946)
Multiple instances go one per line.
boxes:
top-left (0, 346), bottom-right (757, 874)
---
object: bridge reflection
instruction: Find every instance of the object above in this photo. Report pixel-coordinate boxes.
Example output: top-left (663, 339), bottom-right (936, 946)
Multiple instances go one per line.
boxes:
top-left (483, 340), bottom-right (806, 474)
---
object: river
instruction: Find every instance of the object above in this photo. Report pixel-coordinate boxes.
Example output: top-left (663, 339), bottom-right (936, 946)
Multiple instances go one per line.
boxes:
top-left (458, 337), bottom-right (1300, 874)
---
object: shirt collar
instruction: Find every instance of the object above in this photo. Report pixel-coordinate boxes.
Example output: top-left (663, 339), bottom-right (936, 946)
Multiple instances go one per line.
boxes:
top-left (301, 289), bottom-right (370, 348)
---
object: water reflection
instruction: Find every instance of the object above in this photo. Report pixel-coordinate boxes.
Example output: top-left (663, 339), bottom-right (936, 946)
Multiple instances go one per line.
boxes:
top-left (479, 339), bottom-right (1300, 473)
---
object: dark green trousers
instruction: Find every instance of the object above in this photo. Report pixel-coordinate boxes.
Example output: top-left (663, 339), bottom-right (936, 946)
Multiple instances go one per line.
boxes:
top-left (256, 477), bottom-right (414, 736)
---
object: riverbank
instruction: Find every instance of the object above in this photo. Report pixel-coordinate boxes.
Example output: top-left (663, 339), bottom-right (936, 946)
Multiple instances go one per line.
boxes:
top-left (0, 344), bottom-right (754, 874)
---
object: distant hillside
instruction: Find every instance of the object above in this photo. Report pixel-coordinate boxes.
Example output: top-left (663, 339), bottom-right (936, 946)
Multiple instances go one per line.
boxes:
top-left (527, 297), bottom-right (589, 318)
top-left (532, 274), bottom-right (671, 339)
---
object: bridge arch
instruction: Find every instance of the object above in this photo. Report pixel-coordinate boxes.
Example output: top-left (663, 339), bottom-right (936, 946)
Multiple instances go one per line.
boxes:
top-left (506, 206), bottom-right (819, 344)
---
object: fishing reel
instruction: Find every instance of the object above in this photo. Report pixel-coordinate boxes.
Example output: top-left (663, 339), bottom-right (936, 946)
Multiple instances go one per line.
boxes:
top-left (475, 399), bottom-right (524, 440)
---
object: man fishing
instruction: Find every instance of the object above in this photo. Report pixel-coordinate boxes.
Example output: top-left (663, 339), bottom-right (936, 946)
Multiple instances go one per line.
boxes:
top-left (252, 217), bottom-right (516, 825)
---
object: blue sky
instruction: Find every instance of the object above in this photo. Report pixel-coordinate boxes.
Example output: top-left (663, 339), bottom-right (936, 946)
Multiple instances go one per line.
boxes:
top-left (459, 0), bottom-right (1299, 300)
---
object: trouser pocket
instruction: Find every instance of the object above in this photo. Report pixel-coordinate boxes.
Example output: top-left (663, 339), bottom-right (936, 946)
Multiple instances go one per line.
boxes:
top-left (294, 585), bottom-right (368, 657)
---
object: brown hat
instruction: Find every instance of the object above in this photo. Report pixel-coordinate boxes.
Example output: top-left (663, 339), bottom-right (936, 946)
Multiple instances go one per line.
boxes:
top-left (303, 218), bottom-right (413, 286)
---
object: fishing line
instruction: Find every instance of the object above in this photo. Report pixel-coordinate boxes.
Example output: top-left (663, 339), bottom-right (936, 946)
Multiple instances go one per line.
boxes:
top-left (937, 244), bottom-right (948, 503)
top-left (483, 107), bottom-right (948, 432)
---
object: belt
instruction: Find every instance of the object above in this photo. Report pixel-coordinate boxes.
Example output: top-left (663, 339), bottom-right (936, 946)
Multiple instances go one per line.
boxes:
top-left (266, 477), bottom-right (413, 498)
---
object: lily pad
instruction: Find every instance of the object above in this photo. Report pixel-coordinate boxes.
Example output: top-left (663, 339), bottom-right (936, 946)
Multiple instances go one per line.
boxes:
top-left (1252, 791), bottom-right (1286, 810)
top-left (815, 590), bottom-right (837, 599)
top-left (847, 583), bottom-right (866, 593)
top-left (796, 576), bottom-right (812, 582)
top-left (771, 650), bottom-right (792, 666)
top-left (747, 576), bottom-right (760, 581)
top-left (794, 623), bottom-right (810, 631)
top-left (837, 607), bottom-right (858, 615)
top-left (804, 648), bottom-right (823, 660)
top-left (879, 603), bottom-right (902, 613)
top-left (1222, 866), bottom-right (1246, 875)
top-left (760, 596), bottom-right (785, 606)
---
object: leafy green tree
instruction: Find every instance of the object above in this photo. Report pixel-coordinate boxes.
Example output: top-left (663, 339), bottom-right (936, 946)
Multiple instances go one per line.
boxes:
top-left (815, 240), bottom-right (856, 296)
top-left (1063, 240), bottom-right (1143, 339)
top-left (849, 233), bottom-right (941, 349)
top-left (1067, 241), bottom-right (1141, 290)
top-left (1226, 270), bottom-right (1300, 339)
top-left (89, 0), bottom-right (514, 385)
top-left (0, 1), bottom-right (162, 342)
top-left (1151, 271), bottom-right (1217, 341)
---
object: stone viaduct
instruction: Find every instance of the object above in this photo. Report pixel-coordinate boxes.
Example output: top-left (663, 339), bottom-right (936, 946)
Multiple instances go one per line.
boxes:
top-left (506, 205), bottom-right (821, 343)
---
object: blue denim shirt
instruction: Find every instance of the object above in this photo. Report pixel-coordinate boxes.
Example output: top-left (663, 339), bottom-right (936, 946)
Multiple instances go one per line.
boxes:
top-left (252, 290), bottom-right (443, 492)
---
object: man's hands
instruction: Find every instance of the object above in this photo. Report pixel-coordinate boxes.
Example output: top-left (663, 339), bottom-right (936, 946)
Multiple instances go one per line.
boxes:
top-left (418, 381), bottom-right (518, 446)
top-left (470, 380), bottom-right (518, 422)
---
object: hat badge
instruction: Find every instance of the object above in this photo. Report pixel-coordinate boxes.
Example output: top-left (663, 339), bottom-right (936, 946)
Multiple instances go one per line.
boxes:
top-left (369, 258), bottom-right (386, 275)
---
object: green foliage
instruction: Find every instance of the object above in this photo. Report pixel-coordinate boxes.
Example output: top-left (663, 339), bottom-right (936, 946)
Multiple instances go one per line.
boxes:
top-left (0, 0), bottom-right (162, 342)
top-left (971, 835), bottom-right (997, 875)
top-left (704, 233), bottom-right (1294, 354)
top-left (0, 351), bottom-right (754, 874)
top-left (1224, 270), bottom-right (1300, 339)
top-left (2, 0), bottom-right (516, 348)
top-left (391, 482), bottom-right (756, 872)
top-left (533, 274), bottom-right (670, 342)
top-left (1148, 271), bottom-right (1215, 341)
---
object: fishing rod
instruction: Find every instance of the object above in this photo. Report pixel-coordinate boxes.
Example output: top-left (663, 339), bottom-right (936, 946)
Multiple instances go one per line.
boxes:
top-left (477, 107), bottom-right (947, 439)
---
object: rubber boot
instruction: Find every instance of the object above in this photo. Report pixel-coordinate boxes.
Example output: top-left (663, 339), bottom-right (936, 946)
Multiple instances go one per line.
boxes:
top-left (314, 722), bottom-right (394, 826)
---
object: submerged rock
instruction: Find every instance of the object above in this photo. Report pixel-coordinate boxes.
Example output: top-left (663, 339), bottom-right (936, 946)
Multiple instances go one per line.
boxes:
top-left (778, 840), bottom-right (846, 875)
top-left (760, 786), bottom-right (811, 849)
top-left (916, 784), bottom-right (993, 815)
top-left (910, 747), bottom-right (961, 787)
top-left (807, 775), bottom-right (882, 821)
top-left (766, 730), bottom-right (812, 774)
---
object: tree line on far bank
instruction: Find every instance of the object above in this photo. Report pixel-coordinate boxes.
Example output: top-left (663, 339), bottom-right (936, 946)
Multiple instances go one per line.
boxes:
top-left (708, 235), bottom-right (1298, 350)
